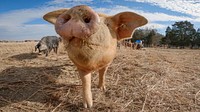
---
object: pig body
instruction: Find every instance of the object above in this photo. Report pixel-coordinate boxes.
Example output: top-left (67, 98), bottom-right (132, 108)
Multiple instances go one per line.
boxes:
top-left (35, 36), bottom-right (60, 56)
top-left (66, 22), bottom-right (117, 72)
top-left (43, 5), bottom-right (147, 108)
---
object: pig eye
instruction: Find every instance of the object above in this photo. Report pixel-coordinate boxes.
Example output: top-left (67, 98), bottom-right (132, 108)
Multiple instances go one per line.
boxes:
top-left (83, 17), bottom-right (91, 23)
top-left (63, 14), bottom-right (71, 23)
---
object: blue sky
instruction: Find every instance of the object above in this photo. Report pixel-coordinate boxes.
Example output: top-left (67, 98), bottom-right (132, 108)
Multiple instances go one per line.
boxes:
top-left (0, 0), bottom-right (200, 40)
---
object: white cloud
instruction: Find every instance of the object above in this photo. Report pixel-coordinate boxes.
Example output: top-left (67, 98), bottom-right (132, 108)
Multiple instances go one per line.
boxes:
top-left (94, 5), bottom-right (200, 22)
top-left (0, 6), bottom-right (63, 26)
top-left (142, 23), bottom-right (167, 29)
top-left (0, 6), bottom-right (64, 40)
top-left (1, 0), bottom-right (200, 40)
top-left (143, 12), bottom-right (199, 22)
top-left (126, 0), bottom-right (200, 18)
top-left (0, 0), bottom-right (96, 40)
top-left (51, 0), bottom-right (92, 2)
top-left (47, 0), bottom-right (93, 6)
top-left (0, 24), bottom-right (57, 40)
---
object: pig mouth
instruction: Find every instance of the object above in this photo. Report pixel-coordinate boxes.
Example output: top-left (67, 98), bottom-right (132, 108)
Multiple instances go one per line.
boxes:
top-left (68, 36), bottom-right (87, 43)
top-left (67, 36), bottom-right (101, 47)
top-left (69, 36), bottom-right (76, 42)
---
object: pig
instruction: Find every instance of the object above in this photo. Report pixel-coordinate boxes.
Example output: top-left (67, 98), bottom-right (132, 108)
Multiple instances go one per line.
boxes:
top-left (43, 5), bottom-right (147, 108)
top-left (35, 36), bottom-right (60, 56)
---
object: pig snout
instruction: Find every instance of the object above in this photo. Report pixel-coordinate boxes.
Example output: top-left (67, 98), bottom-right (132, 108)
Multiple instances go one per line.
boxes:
top-left (55, 5), bottom-right (100, 40)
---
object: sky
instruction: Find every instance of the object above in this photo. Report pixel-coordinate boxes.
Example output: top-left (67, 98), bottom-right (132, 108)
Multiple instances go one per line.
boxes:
top-left (0, 0), bottom-right (200, 41)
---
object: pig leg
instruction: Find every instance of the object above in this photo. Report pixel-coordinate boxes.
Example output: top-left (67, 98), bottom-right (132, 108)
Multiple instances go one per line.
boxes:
top-left (78, 70), bottom-right (93, 108)
top-left (35, 46), bottom-right (37, 52)
top-left (98, 66), bottom-right (108, 91)
top-left (45, 49), bottom-right (49, 57)
top-left (54, 47), bottom-right (58, 54)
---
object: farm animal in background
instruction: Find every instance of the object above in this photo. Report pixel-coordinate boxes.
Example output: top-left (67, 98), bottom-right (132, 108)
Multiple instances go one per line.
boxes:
top-left (134, 40), bottom-right (143, 49)
top-left (123, 39), bottom-right (134, 49)
top-left (43, 5), bottom-right (147, 108)
top-left (122, 39), bottom-right (144, 49)
top-left (35, 36), bottom-right (61, 56)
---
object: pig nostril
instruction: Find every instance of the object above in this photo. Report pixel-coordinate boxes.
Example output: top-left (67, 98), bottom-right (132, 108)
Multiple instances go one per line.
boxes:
top-left (84, 18), bottom-right (91, 23)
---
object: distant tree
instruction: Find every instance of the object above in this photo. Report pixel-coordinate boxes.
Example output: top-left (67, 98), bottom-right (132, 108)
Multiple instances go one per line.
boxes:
top-left (166, 26), bottom-right (172, 44)
top-left (154, 33), bottom-right (164, 46)
top-left (132, 28), bottom-right (163, 47)
top-left (160, 37), bottom-right (167, 45)
top-left (161, 26), bottom-right (171, 46)
top-left (144, 29), bottom-right (156, 47)
top-left (150, 31), bottom-right (164, 46)
top-left (132, 29), bottom-right (145, 42)
top-left (196, 28), bottom-right (200, 48)
top-left (166, 21), bottom-right (196, 48)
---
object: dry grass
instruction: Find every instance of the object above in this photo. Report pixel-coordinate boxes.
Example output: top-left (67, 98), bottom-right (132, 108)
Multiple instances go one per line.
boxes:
top-left (0, 42), bottom-right (200, 112)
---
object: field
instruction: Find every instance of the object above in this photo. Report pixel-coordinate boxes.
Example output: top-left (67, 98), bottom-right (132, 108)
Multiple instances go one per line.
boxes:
top-left (0, 42), bottom-right (200, 112)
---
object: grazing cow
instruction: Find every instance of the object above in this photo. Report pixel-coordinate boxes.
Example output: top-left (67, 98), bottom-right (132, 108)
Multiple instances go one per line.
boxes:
top-left (43, 5), bottom-right (147, 108)
top-left (35, 36), bottom-right (60, 56)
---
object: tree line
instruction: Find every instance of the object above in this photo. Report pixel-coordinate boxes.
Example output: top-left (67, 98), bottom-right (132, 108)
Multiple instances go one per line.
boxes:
top-left (131, 21), bottom-right (200, 49)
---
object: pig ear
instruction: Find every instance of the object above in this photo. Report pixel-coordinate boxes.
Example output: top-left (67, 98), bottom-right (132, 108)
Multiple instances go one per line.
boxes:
top-left (111, 12), bottom-right (148, 40)
top-left (43, 9), bottom-right (68, 24)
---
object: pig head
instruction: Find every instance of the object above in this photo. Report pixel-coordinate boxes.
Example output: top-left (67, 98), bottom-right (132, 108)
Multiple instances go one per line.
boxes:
top-left (43, 5), bottom-right (147, 108)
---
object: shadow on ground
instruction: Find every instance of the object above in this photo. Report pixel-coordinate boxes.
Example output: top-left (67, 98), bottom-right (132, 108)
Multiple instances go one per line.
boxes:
top-left (9, 53), bottom-right (39, 60)
top-left (0, 65), bottom-right (83, 111)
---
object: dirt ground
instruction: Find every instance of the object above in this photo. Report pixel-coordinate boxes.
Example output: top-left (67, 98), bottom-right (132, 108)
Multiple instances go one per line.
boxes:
top-left (0, 42), bottom-right (200, 112)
